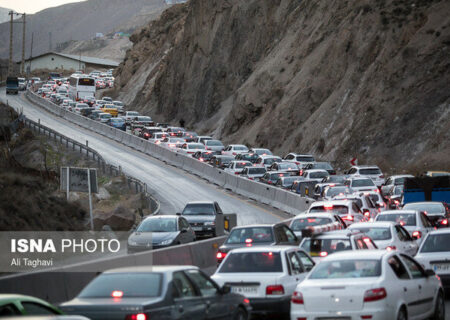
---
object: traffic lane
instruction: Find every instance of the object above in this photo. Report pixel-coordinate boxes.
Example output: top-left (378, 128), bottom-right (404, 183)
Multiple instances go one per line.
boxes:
top-left (1, 92), bottom-right (289, 225)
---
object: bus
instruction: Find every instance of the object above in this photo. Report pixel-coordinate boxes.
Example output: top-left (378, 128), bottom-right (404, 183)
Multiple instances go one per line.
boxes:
top-left (69, 75), bottom-right (96, 101)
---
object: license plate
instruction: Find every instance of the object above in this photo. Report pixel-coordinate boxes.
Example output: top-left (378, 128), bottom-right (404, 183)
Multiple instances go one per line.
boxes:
top-left (231, 286), bottom-right (258, 295)
top-left (192, 227), bottom-right (203, 231)
top-left (433, 263), bottom-right (450, 272)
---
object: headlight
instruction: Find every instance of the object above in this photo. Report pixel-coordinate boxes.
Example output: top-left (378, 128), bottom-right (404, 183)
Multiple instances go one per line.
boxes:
top-left (204, 222), bottom-right (215, 226)
top-left (159, 239), bottom-right (172, 245)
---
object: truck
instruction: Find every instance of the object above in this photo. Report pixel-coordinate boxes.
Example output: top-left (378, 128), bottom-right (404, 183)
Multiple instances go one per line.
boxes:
top-left (403, 176), bottom-right (450, 205)
top-left (6, 77), bottom-right (19, 95)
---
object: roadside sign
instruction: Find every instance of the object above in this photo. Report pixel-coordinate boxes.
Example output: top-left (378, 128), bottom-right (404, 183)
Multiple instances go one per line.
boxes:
top-left (61, 167), bottom-right (98, 193)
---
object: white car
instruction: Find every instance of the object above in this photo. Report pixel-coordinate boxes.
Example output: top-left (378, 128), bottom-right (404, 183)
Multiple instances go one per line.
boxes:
top-left (74, 103), bottom-right (89, 114)
top-left (224, 160), bottom-right (253, 175)
top-left (240, 166), bottom-right (267, 181)
top-left (345, 165), bottom-right (385, 187)
top-left (123, 111), bottom-right (140, 123)
top-left (148, 132), bottom-right (168, 144)
top-left (333, 194), bottom-right (378, 220)
top-left (211, 246), bottom-right (315, 318)
top-left (248, 148), bottom-right (273, 156)
top-left (291, 250), bottom-right (444, 320)
top-left (282, 153), bottom-right (315, 167)
top-left (301, 169), bottom-right (330, 182)
top-left (98, 112), bottom-right (112, 123)
top-left (344, 177), bottom-right (379, 193)
top-left (403, 201), bottom-right (449, 228)
top-left (375, 210), bottom-right (435, 245)
top-left (204, 139), bottom-right (225, 153)
top-left (348, 221), bottom-right (418, 255)
top-left (255, 155), bottom-right (282, 169)
top-left (289, 212), bottom-right (346, 238)
top-left (178, 142), bottom-right (206, 155)
top-left (381, 174), bottom-right (414, 196)
top-left (415, 229), bottom-right (450, 291)
top-left (222, 144), bottom-right (249, 156)
top-left (162, 137), bottom-right (185, 149)
top-left (307, 200), bottom-right (366, 225)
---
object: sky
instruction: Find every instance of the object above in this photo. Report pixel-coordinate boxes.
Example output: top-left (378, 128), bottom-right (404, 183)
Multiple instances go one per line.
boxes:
top-left (0, 0), bottom-right (87, 14)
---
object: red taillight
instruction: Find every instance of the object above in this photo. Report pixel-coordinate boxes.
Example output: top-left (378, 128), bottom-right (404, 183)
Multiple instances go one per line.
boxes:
top-left (243, 298), bottom-right (250, 304)
top-left (364, 210), bottom-right (370, 218)
top-left (386, 246), bottom-right (396, 251)
top-left (412, 231), bottom-right (422, 239)
top-left (216, 251), bottom-right (226, 260)
top-left (266, 285), bottom-right (284, 295)
top-left (363, 288), bottom-right (387, 302)
top-left (441, 219), bottom-right (448, 225)
top-left (245, 238), bottom-right (253, 244)
top-left (125, 314), bottom-right (147, 320)
top-left (291, 291), bottom-right (304, 304)
top-left (380, 175), bottom-right (384, 178)
top-left (319, 251), bottom-right (328, 257)
top-left (235, 172), bottom-right (240, 175)
top-left (343, 215), bottom-right (353, 221)
top-left (324, 204), bottom-right (333, 210)
top-left (111, 290), bottom-right (123, 298)
top-left (199, 158), bottom-right (204, 162)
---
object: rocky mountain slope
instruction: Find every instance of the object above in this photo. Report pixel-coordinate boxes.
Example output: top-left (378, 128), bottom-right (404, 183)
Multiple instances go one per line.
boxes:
top-left (112, 0), bottom-right (450, 172)
top-left (0, 0), bottom-right (168, 60)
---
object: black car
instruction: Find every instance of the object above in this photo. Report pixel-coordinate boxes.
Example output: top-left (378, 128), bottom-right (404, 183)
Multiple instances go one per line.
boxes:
top-left (179, 201), bottom-right (223, 238)
top-left (60, 266), bottom-right (251, 320)
top-left (274, 176), bottom-right (301, 190)
top-left (193, 151), bottom-right (215, 163)
top-left (140, 127), bottom-right (163, 140)
top-left (167, 127), bottom-right (185, 137)
top-left (234, 153), bottom-right (259, 163)
top-left (216, 223), bottom-right (299, 264)
top-left (210, 155), bottom-right (235, 169)
top-left (182, 131), bottom-right (199, 142)
top-left (259, 171), bottom-right (293, 185)
top-left (127, 215), bottom-right (196, 253)
top-left (303, 162), bottom-right (336, 175)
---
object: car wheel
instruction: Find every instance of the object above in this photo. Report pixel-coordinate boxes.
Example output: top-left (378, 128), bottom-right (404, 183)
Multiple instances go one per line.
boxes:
top-left (397, 306), bottom-right (407, 320)
top-left (432, 291), bottom-right (445, 320)
top-left (233, 307), bottom-right (247, 320)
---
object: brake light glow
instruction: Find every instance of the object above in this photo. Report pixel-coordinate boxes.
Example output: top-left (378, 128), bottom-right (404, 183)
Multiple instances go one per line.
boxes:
top-left (364, 210), bottom-right (370, 218)
top-left (343, 215), bottom-right (353, 221)
top-left (291, 291), bottom-right (304, 304)
top-left (386, 246), bottom-right (396, 251)
top-left (216, 251), bottom-right (226, 260)
top-left (412, 231), bottom-right (422, 239)
top-left (199, 158), bottom-right (204, 162)
top-left (125, 314), bottom-right (147, 320)
top-left (324, 204), bottom-right (333, 210)
top-left (266, 285), bottom-right (284, 295)
top-left (243, 298), bottom-right (250, 304)
top-left (111, 290), bottom-right (123, 298)
top-left (319, 251), bottom-right (328, 257)
top-left (441, 219), bottom-right (448, 225)
top-left (363, 288), bottom-right (387, 302)
top-left (245, 238), bottom-right (253, 244)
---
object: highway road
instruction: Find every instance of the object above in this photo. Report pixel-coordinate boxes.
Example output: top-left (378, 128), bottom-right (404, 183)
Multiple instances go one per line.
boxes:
top-left (0, 91), bottom-right (291, 226)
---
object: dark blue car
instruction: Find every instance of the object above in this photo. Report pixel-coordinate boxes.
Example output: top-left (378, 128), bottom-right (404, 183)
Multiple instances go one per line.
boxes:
top-left (107, 117), bottom-right (126, 131)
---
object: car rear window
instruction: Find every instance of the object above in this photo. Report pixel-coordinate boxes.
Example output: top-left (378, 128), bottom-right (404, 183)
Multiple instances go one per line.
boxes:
top-left (225, 227), bottom-right (274, 244)
top-left (296, 156), bottom-right (315, 162)
top-left (301, 238), bottom-right (352, 257)
top-left (189, 144), bottom-right (205, 149)
top-left (359, 168), bottom-right (381, 175)
top-left (310, 172), bottom-right (329, 179)
top-left (137, 218), bottom-right (177, 232)
top-left (291, 217), bottom-right (333, 231)
top-left (248, 168), bottom-right (266, 174)
top-left (420, 234), bottom-right (450, 253)
top-left (207, 140), bottom-right (223, 146)
top-left (234, 146), bottom-right (248, 151)
top-left (309, 260), bottom-right (381, 279)
top-left (352, 179), bottom-right (375, 187)
top-left (403, 203), bottom-right (444, 215)
top-left (310, 205), bottom-right (349, 215)
top-left (79, 273), bottom-right (162, 298)
top-left (325, 187), bottom-right (352, 198)
top-left (376, 213), bottom-right (417, 226)
top-left (315, 163), bottom-right (333, 170)
top-left (235, 162), bottom-right (252, 168)
top-left (350, 227), bottom-right (391, 241)
top-left (182, 204), bottom-right (215, 215)
top-left (218, 252), bottom-right (282, 273)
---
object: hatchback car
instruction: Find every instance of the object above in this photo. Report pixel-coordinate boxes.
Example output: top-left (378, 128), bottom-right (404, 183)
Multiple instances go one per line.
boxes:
top-left (403, 201), bottom-right (449, 228)
top-left (106, 118), bottom-right (126, 131)
top-left (60, 266), bottom-right (251, 320)
top-left (204, 139), bottom-right (225, 153)
top-left (274, 176), bottom-right (302, 190)
top-left (210, 155), bottom-right (235, 169)
top-left (301, 169), bottom-right (330, 182)
top-left (259, 171), bottom-right (292, 185)
top-left (240, 166), bottom-right (267, 181)
top-left (290, 250), bottom-right (444, 320)
top-left (235, 153), bottom-right (259, 163)
top-left (303, 161), bottom-right (336, 175)
top-left (268, 162), bottom-right (299, 173)
top-left (248, 148), bottom-right (273, 156)
top-left (222, 145), bottom-right (249, 156)
top-left (255, 156), bottom-right (283, 169)
top-left (282, 153), bottom-right (315, 167)
top-left (289, 212), bottom-right (347, 238)
top-left (224, 161), bottom-right (253, 175)
top-left (345, 165), bottom-right (385, 187)
top-left (307, 200), bottom-right (366, 225)
top-left (212, 246), bottom-right (314, 318)
top-left (178, 143), bottom-right (206, 155)
top-left (216, 224), bottom-right (299, 264)
top-left (344, 177), bottom-right (379, 193)
top-left (193, 151), bottom-right (215, 163)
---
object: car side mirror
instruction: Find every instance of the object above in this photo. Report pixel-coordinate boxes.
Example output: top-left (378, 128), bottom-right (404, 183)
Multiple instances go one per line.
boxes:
top-left (412, 234), bottom-right (420, 241)
top-left (425, 269), bottom-right (435, 277)
top-left (221, 284), bottom-right (231, 294)
top-left (181, 228), bottom-right (188, 233)
top-left (176, 212), bottom-right (181, 216)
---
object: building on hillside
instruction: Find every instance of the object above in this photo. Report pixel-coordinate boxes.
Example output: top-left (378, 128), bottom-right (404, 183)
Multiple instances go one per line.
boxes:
top-left (18, 52), bottom-right (119, 73)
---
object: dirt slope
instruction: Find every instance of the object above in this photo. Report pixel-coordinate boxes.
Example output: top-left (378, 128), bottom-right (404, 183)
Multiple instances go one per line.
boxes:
top-left (113, 0), bottom-right (450, 172)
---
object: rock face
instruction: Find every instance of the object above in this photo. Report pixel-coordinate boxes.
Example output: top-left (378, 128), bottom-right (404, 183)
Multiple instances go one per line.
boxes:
top-left (114, 0), bottom-right (450, 172)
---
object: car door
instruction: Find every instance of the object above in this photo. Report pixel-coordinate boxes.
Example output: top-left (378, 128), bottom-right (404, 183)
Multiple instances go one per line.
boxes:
top-left (171, 271), bottom-right (206, 320)
top-left (184, 269), bottom-right (230, 320)
top-left (285, 250), bottom-right (307, 295)
top-left (400, 254), bottom-right (435, 316)
top-left (419, 212), bottom-right (434, 237)
top-left (395, 225), bottom-right (417, 255)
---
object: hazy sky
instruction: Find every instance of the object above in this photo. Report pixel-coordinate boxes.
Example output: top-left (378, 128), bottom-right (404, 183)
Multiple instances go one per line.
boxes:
top-left (0, 0), bottom-right (87, 14)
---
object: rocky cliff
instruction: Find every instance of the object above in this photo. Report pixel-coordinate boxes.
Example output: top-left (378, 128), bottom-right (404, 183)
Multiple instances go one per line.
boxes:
top-left (113, 0), bottom-right (450, 171)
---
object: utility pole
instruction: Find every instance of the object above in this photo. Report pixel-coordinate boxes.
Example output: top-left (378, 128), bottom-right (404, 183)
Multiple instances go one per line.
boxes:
top-left (29, 32), bottom-right (34, 73)
top-left (21, 13), bottom-right (26, 75)
top-left (8, 11), bottom-right (14, 76)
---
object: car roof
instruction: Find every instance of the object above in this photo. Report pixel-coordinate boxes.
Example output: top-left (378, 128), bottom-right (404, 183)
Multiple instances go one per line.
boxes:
top-left (308, 230), bottom-right (364, 239)
top-left (305, 169), bottom-right (328, 173)
top-left (403, 201), bottom-right (444, 206)
top-left (258, 155), bottom-right (281, 159)
top-left (321, 249), bottom-right (388, 261)
top-left (379, 210), bottom-right (418, 215)
top-left (352, 165), bottom-right (380, 169)
top-left (104, 265), bottom-right (199, 274)
top-left (427, 229), bottom-right (450, 235)
top-left (232, 224), bottom-right (276, 230)
top-left (142, 215), bottom-right (178, 221)
top-left (288, 153), bottom-right (314, 157)
top-left (293, 212), bottom-right (336, 219)
top-left (349, 221), bottom-right (395, 228)
top-left (230, 246), bottom-right (301, 253)
top-left (311, 200), bottom-right (353, 206)
top-left (186, 201), bottom-right (215, 205)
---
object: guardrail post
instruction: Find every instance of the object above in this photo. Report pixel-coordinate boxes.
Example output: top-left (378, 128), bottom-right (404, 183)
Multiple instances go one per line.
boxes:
top-left (119, 166), bottom-right (122, 175)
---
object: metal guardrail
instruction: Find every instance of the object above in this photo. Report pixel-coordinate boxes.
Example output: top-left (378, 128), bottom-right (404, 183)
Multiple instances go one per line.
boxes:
top-left (23, 117), bottom-right (160, 215)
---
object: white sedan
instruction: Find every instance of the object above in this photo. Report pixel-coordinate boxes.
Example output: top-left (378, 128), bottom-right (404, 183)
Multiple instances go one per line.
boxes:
top-left (348, 221), bottom-right (418, 256)
top-left (222, 144), bottom-right (249, 156)
top-left (212, 246), bottom-right (315, 318)
top-left (415, 229), bottom-right (450, 292)
top-left (224, 161), bottom-right (253, 175)
top-left (178, 142), bottom-right (206, 155)
top-left (291, 250), bottom-right (444, 320)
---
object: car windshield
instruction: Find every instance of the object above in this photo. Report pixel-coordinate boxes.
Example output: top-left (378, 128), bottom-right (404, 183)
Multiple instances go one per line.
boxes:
top-left (296, 156), bottom-right (315, 162)
top-left (169, 138), bottom-right (184, 143)
top-left (291, 217), bottom-right (333, 231)
top-left (182, 204), bottom-right (215, 215)
top-left (420, 233), bottom-right (450, 253)
top-left (350, 227), bottom-right (391, 240)
top-left (137, 218), bottom-right (177, 232)
top-left (352, 179), bottom-right (375, 187)
top-left (403, 203), bottom-right (444, 215)
top-left (79, 273), bottom-right (162, 298)
top-left (301, 238), bottom-right (352, 257)
top-left (279, 163), bottom-right (297, 170)
top-left (189, 144), bottom-right (205, 149)
top-left (360, 168), bottom-right (381, 175)
top-left (376, 213), bottom-right (417, 226)
top-left (138, 117), bottom-right (152, 121)
top-left (310, 172), bottom-right (329, 178)
top-left (325, 176), bottom-right (347, 183)
top-left (394, 177), bottom-right (408, 185)
top-left (310, 205), bottom-right (348, 215)
top-left (309, 260), bottom-right (381, 279)
top-left (218, 252), bottom-right (282, 273)
top-left (326, 187), bottom-right (352, 198)
top-left (254, 149), bottom-right (272, 155)
top-left (248, 168), bottom-right (266, 174)
top-left (100, 114), bottom-right (112, 119)
top-left (225, 227), bottom-right (274, 244)
top-left (207, 140), bottom-right (223, 146)
top-left (234, 146), bottom-right (248, 151)
top-left (235, 162), bottom-right (252, 168)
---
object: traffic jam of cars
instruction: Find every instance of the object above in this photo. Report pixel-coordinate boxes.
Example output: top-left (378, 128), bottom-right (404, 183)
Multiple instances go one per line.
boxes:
top-left (14, 75), bottom-right (450, 320)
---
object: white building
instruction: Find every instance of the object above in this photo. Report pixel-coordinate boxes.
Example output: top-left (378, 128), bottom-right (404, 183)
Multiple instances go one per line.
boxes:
top-left (20, 52), bottom-right (119, 73)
